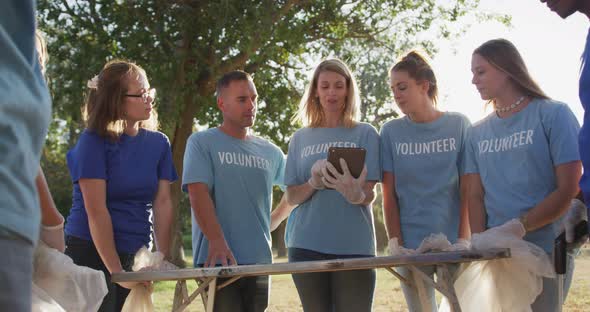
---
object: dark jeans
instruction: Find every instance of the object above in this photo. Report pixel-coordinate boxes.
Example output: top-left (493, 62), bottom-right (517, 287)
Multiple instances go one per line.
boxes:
top-left (288, 248), bottom-right (376, 312)
top-left (212, 275), bottom-right (269, 312)
top-left (65, 235), bottom-right (134, 312)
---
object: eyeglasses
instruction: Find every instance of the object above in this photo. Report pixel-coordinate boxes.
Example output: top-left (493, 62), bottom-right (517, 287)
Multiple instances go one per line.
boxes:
top-left (125, 88), bottom-right (156, 104)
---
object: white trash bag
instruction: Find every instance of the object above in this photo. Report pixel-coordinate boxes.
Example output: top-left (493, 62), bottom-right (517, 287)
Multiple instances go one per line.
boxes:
top-left (439, 227), bottom-right (555, 312)
top-left (121, 246), bottom-right (177, 312)
top-left (32, 241), bottom-right (107, 312)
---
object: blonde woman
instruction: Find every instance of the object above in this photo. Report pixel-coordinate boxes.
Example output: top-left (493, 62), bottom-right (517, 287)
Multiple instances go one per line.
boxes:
top-left (283, 59), bottom-right (380, 312)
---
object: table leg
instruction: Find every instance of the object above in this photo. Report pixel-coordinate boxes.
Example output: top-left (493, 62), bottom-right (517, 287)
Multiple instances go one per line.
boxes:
top-left (206, 277), bottom-right (217, 312)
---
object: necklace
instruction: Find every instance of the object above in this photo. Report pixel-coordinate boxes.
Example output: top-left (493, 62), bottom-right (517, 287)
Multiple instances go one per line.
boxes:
top-left (496, 96), bottom-right (525, 113)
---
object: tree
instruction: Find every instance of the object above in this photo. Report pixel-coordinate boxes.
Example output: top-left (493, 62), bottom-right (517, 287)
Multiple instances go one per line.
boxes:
top-left (38, 0), bottom-right (498, 265)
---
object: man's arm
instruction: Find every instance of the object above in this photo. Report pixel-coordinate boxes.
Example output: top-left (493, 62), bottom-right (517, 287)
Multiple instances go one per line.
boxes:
top-left (187, 182), bottom-right (236, 267)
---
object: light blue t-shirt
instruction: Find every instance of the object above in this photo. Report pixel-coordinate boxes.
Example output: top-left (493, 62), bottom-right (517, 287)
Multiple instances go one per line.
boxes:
top-left (284, 123), bottom-right (381, 256)
top-left (183, 128), bottom-right (286, 266)
top-left (465, 99), bottom-right (580, 252)
top-left (0, 1), bottom-right (52, 243)
top-left (381, 112), bottom-right (470, 249)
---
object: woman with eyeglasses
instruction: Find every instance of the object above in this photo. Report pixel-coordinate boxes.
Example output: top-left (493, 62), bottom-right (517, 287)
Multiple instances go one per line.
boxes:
top-left (64, 59), bottom-right (177, 312)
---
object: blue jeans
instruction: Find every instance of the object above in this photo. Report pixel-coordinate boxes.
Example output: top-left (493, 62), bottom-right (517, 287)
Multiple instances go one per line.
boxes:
top-left (531, 252), bottom-right (575, 312)
top-left (212, 275), bottom-right (269, 312)
top-left (288, 248), bottom-right (375, 312)
top-left (397, 265), bottom-right (437, 312)
top-left (0, 232), bottom-right (34, 312)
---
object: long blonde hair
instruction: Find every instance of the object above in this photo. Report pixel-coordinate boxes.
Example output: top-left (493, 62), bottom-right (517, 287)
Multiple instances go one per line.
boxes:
top-left (473, 39), bottom-right (549, 106)
top-left (83, 59), bottom-right (158, 140)
top-left (294, 59), bottom-right (361, 128)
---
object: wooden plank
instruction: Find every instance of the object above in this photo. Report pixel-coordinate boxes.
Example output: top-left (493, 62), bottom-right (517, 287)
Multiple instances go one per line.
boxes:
top-left (112, 248), bottom-right (510, 283)
top-left (206, 278), bottom-right (217, 312)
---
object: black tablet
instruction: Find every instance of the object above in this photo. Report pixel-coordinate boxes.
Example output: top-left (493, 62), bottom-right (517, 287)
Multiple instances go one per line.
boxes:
top-left (326, 147), bottom-right (366, 179)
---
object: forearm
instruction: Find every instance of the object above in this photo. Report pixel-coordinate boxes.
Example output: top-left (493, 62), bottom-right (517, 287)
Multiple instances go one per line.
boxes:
top-left (467, 174), bottom-right (486, 234)
top-left (381, 174), bottom-right (402, 241)
top-left (458, 175), bottom-right (471, 239)
top-left (360, 181), bottom-right (377, 206)
top-left (153, 198), bottom-right (173, 258)
top-left (87, 210), bottom-right (123, 274)
top-left (36, 167), bottom-right (63, 226)
top-left (286, 183), bottom-right (316, 206)
top-left (270, 194), bottom-right (294, 232)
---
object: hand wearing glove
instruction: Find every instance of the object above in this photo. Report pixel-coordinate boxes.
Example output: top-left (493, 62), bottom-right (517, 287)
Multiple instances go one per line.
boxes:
top-left (561, 199), bottom-right (588, 243)
top-left (387, 237), bottom-right (416, 256)
top-left (487, 218), bottom-right (526, 239)
top-left (40, 217), bottom-right (65, 252)
top-left (321, 158), bottom-right (367, 205)
top-left (308, 159), bottom-right (328, 190)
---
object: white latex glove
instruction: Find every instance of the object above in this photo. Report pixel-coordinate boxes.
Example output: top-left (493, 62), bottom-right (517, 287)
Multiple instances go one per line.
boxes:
top-left (387, 237), bottom-right (416, 256)
top-left (562, 199), bottom-right (588, 243)
top-left (40, 218), bottom-right (65, 252)
top-left (308, 159), bottom-right (328, 190)
top-left (444, 238), bottom-right (471, 252)
top-left (488, 218), bottom-right (526, 239)
top-left (321, 158), bottom-right (367, 204)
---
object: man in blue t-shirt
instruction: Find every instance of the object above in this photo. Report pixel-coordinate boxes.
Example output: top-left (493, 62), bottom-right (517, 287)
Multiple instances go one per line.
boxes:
top-left (0, 1), bottom-right (52, 311)
top-left (183, 71), bottom-right (286, 312)
top-left (539, 0), bottom-right (590, 234)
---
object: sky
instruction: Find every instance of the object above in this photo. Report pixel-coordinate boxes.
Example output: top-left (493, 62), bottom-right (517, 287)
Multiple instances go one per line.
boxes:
top-left (430, 0), bottom-right (588, 123)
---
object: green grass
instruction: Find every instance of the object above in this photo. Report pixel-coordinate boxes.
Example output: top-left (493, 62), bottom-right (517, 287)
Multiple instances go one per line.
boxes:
top-left (151, 251), bottom-right (590, 311)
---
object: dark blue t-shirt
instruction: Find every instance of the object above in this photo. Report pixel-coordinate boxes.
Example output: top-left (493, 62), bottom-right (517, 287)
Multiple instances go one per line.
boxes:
top-left (579, 28), bottom-right (590, 227)
top-left (65, 129), bottom-right (178, 254)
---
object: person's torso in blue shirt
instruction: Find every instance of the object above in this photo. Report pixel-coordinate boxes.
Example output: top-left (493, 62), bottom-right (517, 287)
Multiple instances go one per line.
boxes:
top-left (464, 99), bottom-right (580, 252)
top-left (284, 123), bottom-right (381, 256)
top-left (182, 128), bottom-right (286, 266)
top-left (65, 129), bottom-right (178, 254)
top-left (578, 28), bottom-right (590, 206)
top-left (380, 112), bottom-right (470, 249)
top-left (0, 1), bottom-right (52, 243)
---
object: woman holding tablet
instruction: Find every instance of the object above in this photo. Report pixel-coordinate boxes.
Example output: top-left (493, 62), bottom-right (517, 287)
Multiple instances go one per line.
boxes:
top-left (381, 50), bottom-right (471, 312)
top-left (283, 58), bottom-right (380, 312)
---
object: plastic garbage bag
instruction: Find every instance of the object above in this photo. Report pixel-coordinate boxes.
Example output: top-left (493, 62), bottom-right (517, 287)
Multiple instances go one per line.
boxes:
top-left (122, 246), bottom-right (177, 312)
top-left (439, 227), bottom-right (555, 312)
top-left (33, 241), bottom-right (107, 312)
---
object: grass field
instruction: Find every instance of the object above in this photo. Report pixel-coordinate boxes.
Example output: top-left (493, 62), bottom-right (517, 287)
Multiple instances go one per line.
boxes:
top-left (151, 251), bottom-right (590, 312)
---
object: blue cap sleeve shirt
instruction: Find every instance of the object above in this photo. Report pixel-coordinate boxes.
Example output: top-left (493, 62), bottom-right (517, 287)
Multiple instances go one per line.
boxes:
top-left (65, 129), bottom-right (178, 254)
top-left (0, 1), bottom-right (52, 243)
top-left (578, 28), bottom-right (590, 207)
top-left (284, 122), bottom-right (381, 256)
top-left (464, 99), bottom-right (580, 253)
top-left (380, 112), bottom-right (471, 249)
top-left (182, 128), bottom-right (286, 266)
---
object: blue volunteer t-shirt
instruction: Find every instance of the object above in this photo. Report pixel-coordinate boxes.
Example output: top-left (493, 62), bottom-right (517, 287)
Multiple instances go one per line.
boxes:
top-left (0, 1), bottom-right (52, 243)
top-left (284, 122), bottom-right (381, 256)
top-left (182, 128), bottom-right (286, 266)
top-left (381, 112), bottom-right (470, 249)
top-left (578, 28), bottom-right (590, 224)
top-left (65, 129), bottom-right (178, 254)
top-left (465, 99), bottom-right (580, 252)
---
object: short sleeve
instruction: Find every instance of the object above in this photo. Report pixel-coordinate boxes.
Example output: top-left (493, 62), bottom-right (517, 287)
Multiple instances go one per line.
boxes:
top-left (157, 133), bottom-right (178, 182)
top-left (457, 116), bottom-right (472, 176)
top-left (284, 133), bottom-right (301, 186)
top-left (380, 124), bottom-right (394, 174)
top-left (364, 125), bottom-right (381, 181)
top-left (463, 129), bottom-right (479, 175)
top-left (182, 133), bottom-right (214, 192)
top-left (67, 131), bottom-right (107, 182)
top-left (546, 104), bottom-right (581, 166)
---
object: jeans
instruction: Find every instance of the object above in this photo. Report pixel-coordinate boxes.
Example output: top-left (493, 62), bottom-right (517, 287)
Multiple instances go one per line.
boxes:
top-left (65, 235), bottom-right (135, 312)
top-left (212, 275), bottom-right (269, 312)
top-left (531, 252), bottom-right (575, 312)
top-left (0, 233), bottom-right (34, 312)
top-left (288, 247), bottom-right (375, 312)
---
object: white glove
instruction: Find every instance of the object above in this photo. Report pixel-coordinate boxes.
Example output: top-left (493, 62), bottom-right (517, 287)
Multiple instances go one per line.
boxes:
top-left (321, 158), bottom-right (367, 204)
top-left (488, 218), bottom-right (526, 239)
top-left (387, 237), bottom-right (415, 256)
top-left (308, 159), bottom-right (328, 190)
top-left (40, 219), bottom-right (65, 252)
top-left (562, 199), bottom-right (588, 243)
top-left (444, 238), bottom-right (471, 252)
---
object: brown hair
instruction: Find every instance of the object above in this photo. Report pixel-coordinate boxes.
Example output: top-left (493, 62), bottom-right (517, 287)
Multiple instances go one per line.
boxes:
top-left (294, 58), bottom-right (361, 128)
top-left (390, 50), bottom-right (438, 105)
top-left (35, 30), bottom-right (48, 75)
top-left (83, 59), bottom-right (158, 140)
top-left (473, 39), bottom-right (549, 104)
